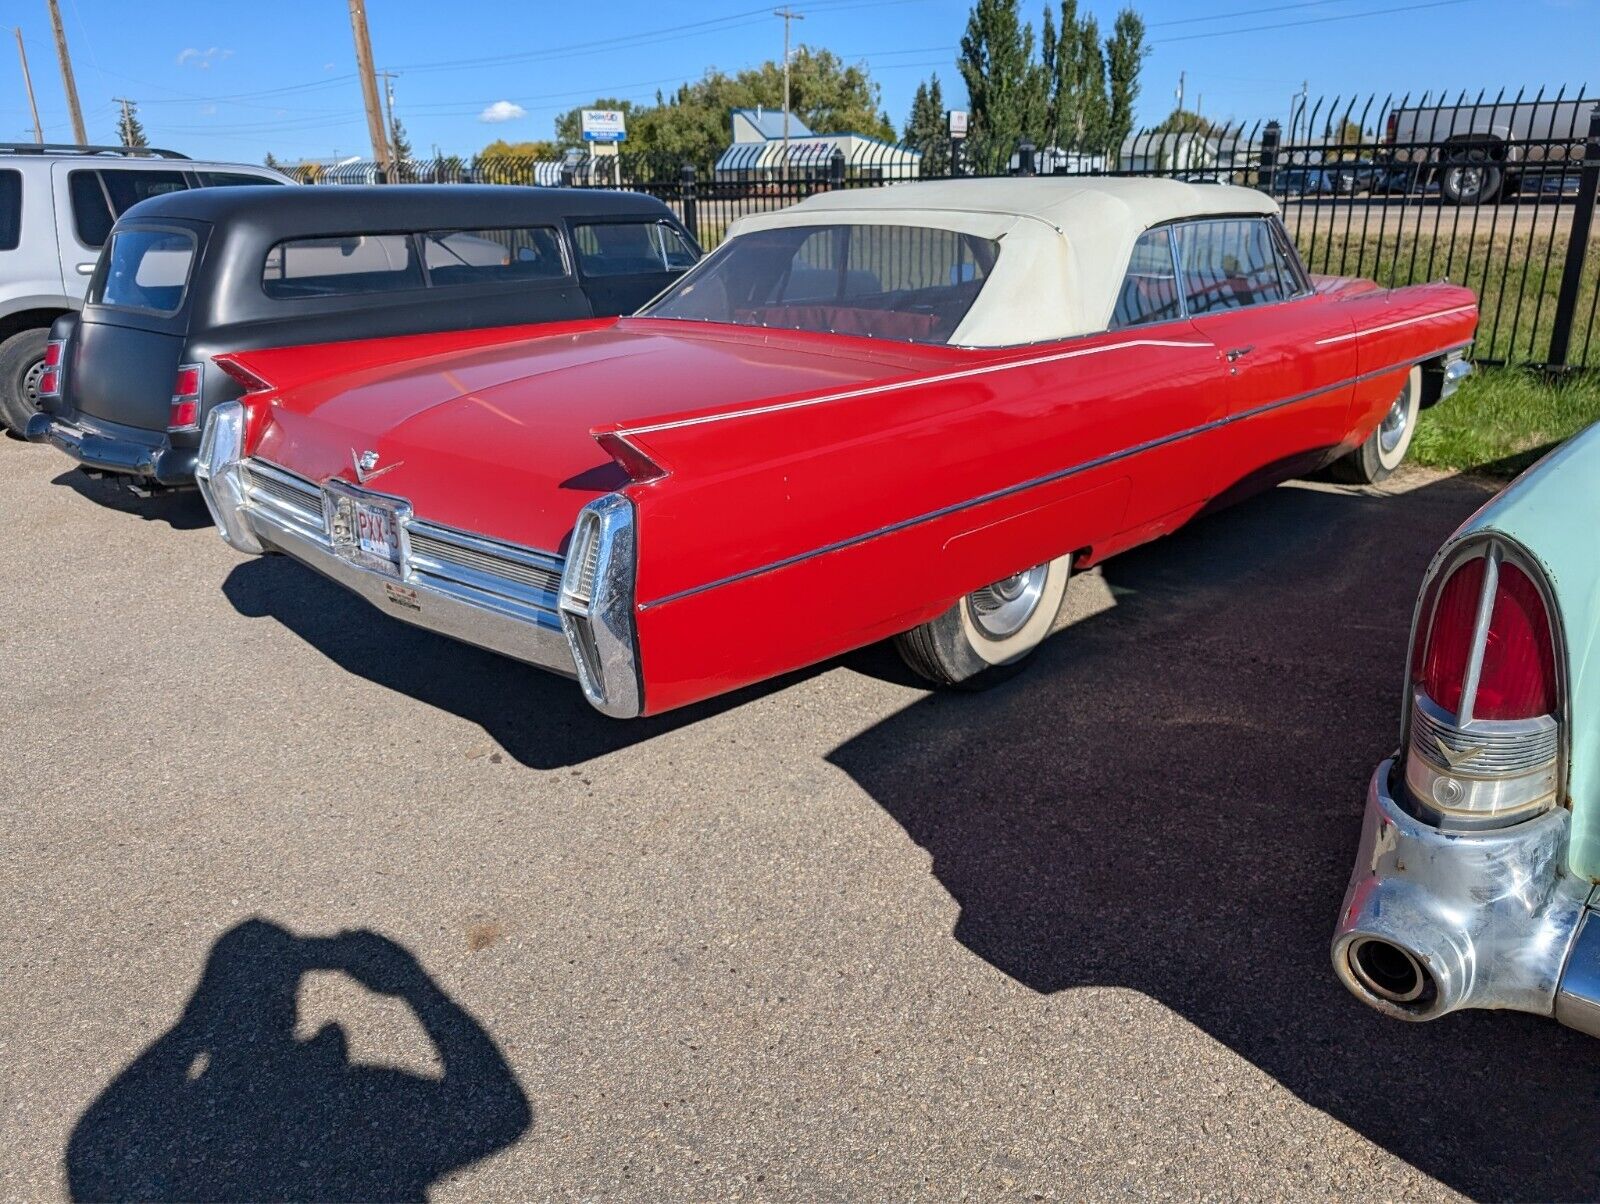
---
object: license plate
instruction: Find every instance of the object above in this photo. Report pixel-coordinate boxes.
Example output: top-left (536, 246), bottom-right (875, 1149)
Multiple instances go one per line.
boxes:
top-left (354, 500), bottom-right (398, 565)
top-left (325, 484), bottom-right (406, 577)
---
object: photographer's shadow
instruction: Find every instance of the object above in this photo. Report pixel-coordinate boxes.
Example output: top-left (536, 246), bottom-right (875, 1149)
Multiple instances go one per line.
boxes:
top-left (66, 919), bottom-right (531, 1202)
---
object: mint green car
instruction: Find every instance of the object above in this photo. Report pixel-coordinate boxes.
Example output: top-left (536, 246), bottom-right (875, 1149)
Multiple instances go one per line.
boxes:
top-left (1333, 420), bottom-right (1600, 1033)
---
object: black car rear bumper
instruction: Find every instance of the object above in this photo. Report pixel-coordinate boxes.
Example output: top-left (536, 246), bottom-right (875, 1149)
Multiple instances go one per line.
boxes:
top-left (25, 411), bottom-right (197, 487)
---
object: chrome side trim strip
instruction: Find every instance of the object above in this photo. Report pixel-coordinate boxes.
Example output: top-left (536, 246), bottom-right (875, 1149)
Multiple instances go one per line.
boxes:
top-left (1314, 304), bottom-right (1479, 345)
top-left (639, 343), bottom-right (1469, 611)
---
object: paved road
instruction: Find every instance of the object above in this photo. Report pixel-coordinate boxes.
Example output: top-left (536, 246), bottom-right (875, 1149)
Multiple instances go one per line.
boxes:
top-left (5, 434), bottom-right (1599, 1201)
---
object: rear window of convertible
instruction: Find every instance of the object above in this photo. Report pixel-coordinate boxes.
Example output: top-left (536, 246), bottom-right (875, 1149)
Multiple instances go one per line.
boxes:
top-left (260, 226), bottom-right (567, 299)
top-left (644, 223), bottom-right (997, 344)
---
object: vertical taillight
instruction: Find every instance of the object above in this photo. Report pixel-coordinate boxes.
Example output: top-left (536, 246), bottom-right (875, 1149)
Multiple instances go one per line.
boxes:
top-left (1404, 543), bottom-right (1561, 827)
top-left (168, 363), bottom-right (203, 431)
top-left (38, 339), bottom-right (65, 399)
top-left (1384, 110), bottom-right (1398, 146)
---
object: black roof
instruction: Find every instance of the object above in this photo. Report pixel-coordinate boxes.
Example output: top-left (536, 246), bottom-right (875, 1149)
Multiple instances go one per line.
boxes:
top-left (121, 183), bottom-right (679, 236)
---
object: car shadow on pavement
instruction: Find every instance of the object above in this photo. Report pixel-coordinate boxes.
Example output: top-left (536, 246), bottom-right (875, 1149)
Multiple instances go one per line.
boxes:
top-left (221, 556), bottom-right (817, 769)
top-left (828, 474), bottom-right (1600, 1201)
top-left (66, 918), bottom-right (531, 1203)
top-left (50, 468), bottom-right (213, 530)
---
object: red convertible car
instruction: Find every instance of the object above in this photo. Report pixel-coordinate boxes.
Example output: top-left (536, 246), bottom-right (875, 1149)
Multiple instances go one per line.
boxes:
top-left (196, 179), bottom-right (1477, 718)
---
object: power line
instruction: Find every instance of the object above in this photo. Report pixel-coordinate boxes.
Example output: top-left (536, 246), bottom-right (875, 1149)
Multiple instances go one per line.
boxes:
top-left (1150, 0), bottom-right (1382, 27)
top-left (1153, 0), bottom-right (1479, 43)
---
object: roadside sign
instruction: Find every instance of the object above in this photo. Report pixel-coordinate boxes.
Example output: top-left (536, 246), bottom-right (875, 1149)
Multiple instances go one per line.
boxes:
top-left (581, 109), bottom-right (627, 143)
top-left (948, 110), bottom-right (968, 139)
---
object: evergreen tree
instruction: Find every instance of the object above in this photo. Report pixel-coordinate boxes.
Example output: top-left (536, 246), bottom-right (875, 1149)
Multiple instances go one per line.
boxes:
top-left (1105, 7), bottom-right (1147, 159)
top-left (116, 101), bottom-right (148, 149)
top-left (263, 152), bottom-right (281, 170)
top-left (903, 74), bottom-right (949, 175)
top-left (388, 115), bottom-right (414, 180)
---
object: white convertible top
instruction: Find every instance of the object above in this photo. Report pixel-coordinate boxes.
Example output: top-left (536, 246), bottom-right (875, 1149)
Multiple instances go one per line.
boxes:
top-left (726, 177), bottom-right (1281, 346)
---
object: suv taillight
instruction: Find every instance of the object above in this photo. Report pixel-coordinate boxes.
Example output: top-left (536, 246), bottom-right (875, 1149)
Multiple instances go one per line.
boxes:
top-left (168, 363), bottom-right (203, 431)
top-left (1404, 542), bottom-right (1561, 827)
top-left (1384, 109), bottom-right (1398, 146)
top-left (38, 339), bottom-right (65, 399)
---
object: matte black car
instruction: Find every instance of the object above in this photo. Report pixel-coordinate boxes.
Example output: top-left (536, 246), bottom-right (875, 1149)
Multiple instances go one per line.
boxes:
top-left (26, 184), bottom-right (700, 490)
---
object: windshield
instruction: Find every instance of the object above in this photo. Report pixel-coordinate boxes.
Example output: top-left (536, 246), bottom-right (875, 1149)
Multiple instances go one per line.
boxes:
top-left (94, 226), bottom-right (197, 315)
top-left (644, 222), bottom-right (998, 345)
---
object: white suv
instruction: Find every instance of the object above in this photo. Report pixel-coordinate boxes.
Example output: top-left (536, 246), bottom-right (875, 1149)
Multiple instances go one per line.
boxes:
top-left (0, 144), bottom-right (290, 432)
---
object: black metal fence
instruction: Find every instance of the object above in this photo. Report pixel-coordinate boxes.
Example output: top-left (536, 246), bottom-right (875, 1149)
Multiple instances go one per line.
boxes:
top-left (291, 86), bottom-right (1600, 371)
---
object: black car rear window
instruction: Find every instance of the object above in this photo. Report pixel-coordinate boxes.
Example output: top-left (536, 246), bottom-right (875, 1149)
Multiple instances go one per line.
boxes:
top-left (262, 234), bottom-right (425, 299)
top-left (94, 227), bottom-right (197, 314)
top-left (0, 170), bottom-right (20, 251)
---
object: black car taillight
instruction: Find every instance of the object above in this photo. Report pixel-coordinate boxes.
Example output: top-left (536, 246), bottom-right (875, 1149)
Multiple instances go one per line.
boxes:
top-left (1403, 540), bottom-right (1561, 828)
top-left (38, 338), bottom-right (66, 399)
top-left (168, 363), bottom-right (203, 431)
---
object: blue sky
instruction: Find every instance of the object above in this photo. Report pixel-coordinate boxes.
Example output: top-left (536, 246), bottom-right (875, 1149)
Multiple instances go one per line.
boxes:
top-left (3, 0), bottom-right (1594, 163)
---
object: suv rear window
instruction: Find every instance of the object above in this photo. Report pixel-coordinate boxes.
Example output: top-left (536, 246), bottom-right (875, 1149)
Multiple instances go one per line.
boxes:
top-left (572, 221), bottom-right (697, 277)
top-left (262, 235), bottom-right (424, 299)
top-left (95, 227), bottom-right (197, 314)
top-left (0, 170), bottom-right (20, 251)
top-left (422, 226), bottom-right (567, 286)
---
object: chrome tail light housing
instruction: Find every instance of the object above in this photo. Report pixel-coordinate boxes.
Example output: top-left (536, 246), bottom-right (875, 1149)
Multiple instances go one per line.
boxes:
top-left (194, 400), bottom-right (264, 554)
top-left (557, 494), bottom-right (642, 718)
top-left (1401, 536), bottom-right (1564, 829)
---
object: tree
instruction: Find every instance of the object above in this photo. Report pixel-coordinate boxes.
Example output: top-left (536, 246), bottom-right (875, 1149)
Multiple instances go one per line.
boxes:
top-left (1072, 12), bottom-right (1109, 152)
top-left (389, 115), bottom-right (413, 167)
top-left (903, 74), bottom-right (949, 174)
top-left (957, 0), bottom-right (1046, 171)
top-left (1104, 8), bottom-right (1146, 158)
top-left (551, 50), bottom-right (895, 169)
top-left (1154, 108), bottom-right (1226, 136)
top-left (263, 152), bottom-right (281, 170)
top-left (116, 101), bottom-right (148, 149)
top-left (478, 138), bottom-right (561, 159)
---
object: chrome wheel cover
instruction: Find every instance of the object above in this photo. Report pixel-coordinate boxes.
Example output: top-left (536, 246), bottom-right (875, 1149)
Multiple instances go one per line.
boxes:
top-left (1379, 390), bottom-right (1410, 454)
top-left (1448, 164), bottom-right (1483, 197)
top-left (21, 357), bottom-right (45, 405)
top-left (967, 564), bottom-right (1049, 640)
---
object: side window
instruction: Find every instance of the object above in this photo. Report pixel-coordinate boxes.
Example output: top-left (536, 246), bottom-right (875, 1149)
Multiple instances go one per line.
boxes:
top-left (1111, 227), bottom-right (1181, 328)
top-left (70, 169), bottom-right (192, 250)
top-left (193, 171), bottom-right (282, 188)
top-left (1267, 218), bottom-right (1309, 296)
top-left (1172, 218), bottom-right (1292, 315)
top-left (68, 171), bottom-right (115, 248)
top-left (572, 221), bottom-right (697, 277)
top-left (99, 170), bottom-right (191, 215)
top-left (0, 170), bottom-right (20, 251)
top-left (261, 234), bottom-right (424, 299)
top-left (421, 226), bottom-right (567, 286)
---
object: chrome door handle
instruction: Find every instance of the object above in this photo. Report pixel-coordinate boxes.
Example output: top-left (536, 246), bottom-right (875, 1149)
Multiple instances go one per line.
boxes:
top-left (1225, 345), bottom-right (1255, 362)
top-left (76, 262), bottom-right (95, 275)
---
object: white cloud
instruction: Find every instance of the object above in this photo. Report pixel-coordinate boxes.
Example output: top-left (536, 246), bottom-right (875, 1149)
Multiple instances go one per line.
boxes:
top-left (479, 100), bottom-right (526, 124)
top-left (177, 46), bottom-right (232, 69)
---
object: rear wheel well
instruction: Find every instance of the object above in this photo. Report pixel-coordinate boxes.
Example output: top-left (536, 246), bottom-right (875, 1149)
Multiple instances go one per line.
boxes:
top-left (0, 307), bottom-right (72, 345)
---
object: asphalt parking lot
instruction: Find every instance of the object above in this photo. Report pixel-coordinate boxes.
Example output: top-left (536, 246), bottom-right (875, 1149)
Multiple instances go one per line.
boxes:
top-left (6, 432), bottom-right (1600, 1201)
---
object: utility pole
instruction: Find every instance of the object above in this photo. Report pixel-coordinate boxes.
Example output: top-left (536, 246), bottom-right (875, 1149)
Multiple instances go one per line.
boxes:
top-left (346, 0), bottom-right (392, 179)
top-left (45, 0), bottom-right (86, 144)
top-left (774, 7), bottom-right (804, 174)
top-left (1175, 69), bottom-right (1184, 112)
top-left (14, 29), bottom-right (42, 144)
top-left (377, 68), bottom-right (399, 163)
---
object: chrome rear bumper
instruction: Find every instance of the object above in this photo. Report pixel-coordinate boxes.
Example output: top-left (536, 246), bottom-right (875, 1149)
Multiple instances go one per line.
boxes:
top-left (233, 459), bottom-right (579, 680)
top-left (1333, 760), bottom-right (1600, 1035)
